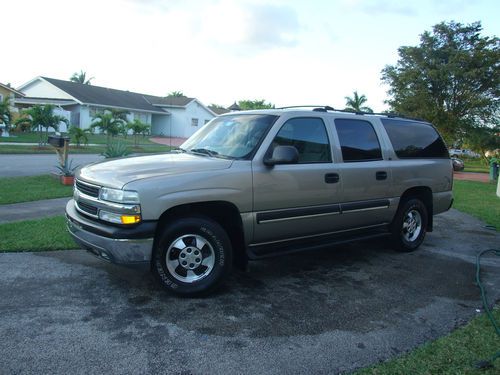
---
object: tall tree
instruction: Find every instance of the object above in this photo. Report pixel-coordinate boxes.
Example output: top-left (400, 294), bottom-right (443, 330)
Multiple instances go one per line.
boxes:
top-left (344, 91), bottom-right (373, 113)
top-left (237, 99), bottom-right (274, 110)
top-left (381, 21), bottom-right (500, 143)
top-left (15, 105), bottom-right (68, 146)
top-left (70, 70), bottom-right (93, 85)
top-left (168, 91), bottom-right (185, 97)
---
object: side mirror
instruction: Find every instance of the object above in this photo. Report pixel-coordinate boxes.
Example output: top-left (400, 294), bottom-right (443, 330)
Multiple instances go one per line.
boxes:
top-left (264, 145), bottom-right (299, 166)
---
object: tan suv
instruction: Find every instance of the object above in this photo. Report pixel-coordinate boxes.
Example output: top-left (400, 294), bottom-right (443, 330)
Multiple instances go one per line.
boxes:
top-left (66, 107), bottom-right (453, 296)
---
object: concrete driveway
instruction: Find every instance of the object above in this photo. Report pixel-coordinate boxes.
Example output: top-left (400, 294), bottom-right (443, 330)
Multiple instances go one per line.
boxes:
top-left (0, 210), bottom-right (499, 374)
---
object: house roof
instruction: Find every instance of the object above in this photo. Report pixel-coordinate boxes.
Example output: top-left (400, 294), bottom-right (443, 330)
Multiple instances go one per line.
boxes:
top-left (40, 77), bottom-right (167, 114)
top-left (228, 102), bottom-right (241, 111)
top-left (15, 97), bottom-right (77, 107)
top-left (144, 95), bottom-right (195, 107)
top-left (208, 105), bottom-right (230, 115)
top-left (0, 82), bottom-right (25, 97)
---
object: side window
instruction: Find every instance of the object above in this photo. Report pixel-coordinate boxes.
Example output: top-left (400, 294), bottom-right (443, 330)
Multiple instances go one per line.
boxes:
top-left (381, 118), bottom-right (449, 158)
top-left (272, 117), bottom-right (331, 163)
top-left (334, 119), bottom-right (382, 162)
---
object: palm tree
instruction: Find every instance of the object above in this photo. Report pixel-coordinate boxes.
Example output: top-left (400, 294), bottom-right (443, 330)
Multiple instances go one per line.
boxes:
top-left (0, 96), bottom-right (12, 136)
top-left (90, 112), bottom-right (123, 144)
top-left (70, 70), bottom-right (93, 85)
top-left (344, 91), bottom-right (373, 113)
top-left (15, 105), bottom-right (68, 146)
top-left (127, 119), bottom-right (150, 147)
top-left (168, 91), bottom-right (185, 97)
top-left (68, 125), bottom-right (90, 147)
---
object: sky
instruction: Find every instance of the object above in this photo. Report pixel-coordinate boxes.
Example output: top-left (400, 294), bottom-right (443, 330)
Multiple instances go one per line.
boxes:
top-left (1, 0), bottom-right (499, 112)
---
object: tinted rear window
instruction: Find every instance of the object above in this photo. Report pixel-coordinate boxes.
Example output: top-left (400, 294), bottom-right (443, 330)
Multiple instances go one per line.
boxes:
top-left (381, 119), bottom-right (449, 158)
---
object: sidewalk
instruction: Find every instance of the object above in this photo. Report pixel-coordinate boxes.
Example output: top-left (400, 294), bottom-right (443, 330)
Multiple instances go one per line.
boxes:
top-left (0, 197), bottom-right (69, 224)
top-left (453, 171), bottom-right (490, 182)
top-left (149, 136), bottom-right (187, 147)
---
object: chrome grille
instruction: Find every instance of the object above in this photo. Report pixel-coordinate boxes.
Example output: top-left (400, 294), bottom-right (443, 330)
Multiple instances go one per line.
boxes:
top-left (76, 179), bottom-right (99, 198)
top-left (76, 201), bottom-right (98, 216)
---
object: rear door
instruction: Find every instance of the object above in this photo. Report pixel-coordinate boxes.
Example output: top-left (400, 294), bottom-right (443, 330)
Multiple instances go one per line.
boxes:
top-left (329, 117), bottom-right (395, 228)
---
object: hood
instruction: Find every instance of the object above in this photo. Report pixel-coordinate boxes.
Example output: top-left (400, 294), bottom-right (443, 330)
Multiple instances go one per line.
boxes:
top-left (77, 152), bottom-right (233, 189)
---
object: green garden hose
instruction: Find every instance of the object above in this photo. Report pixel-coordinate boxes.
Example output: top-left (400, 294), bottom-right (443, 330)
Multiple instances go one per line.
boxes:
top-left (474, 248), bottom-right (500, 369)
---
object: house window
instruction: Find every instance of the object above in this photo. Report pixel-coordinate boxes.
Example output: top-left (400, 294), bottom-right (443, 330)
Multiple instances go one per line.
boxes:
top-left (204, 119), bottom-right (210, 125)
top-left (89, 107), bottom-right (104, 118)
top-left (134, 112), bottom-right (147, 123)
top-left (0, 94), bottom-right (3, 102)
top-left (191, 118), bottom-right (199, 127)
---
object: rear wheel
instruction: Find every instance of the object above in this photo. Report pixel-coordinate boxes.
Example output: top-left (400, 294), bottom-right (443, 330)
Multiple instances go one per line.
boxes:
top-left (152, 216), bottom-right (232, 296)
top-left (391, 199), bottom-right (428, 252)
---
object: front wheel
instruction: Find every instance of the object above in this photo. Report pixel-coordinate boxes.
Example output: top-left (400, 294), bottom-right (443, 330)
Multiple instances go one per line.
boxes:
top-left (152, 216), bottom-right (232, 296)
top-left (391, 199), bottom-right (428, 252)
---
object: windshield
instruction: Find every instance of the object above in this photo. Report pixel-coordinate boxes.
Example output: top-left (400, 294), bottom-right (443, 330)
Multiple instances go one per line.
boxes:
top-left (180, 114), bottom-right (278, 159)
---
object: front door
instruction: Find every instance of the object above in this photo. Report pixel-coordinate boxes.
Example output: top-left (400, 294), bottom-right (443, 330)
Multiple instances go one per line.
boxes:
top-left (251, 117), bottom-right (342, 245)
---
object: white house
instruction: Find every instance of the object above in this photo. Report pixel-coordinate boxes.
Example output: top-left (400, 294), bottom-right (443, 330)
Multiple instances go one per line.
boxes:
top-left (16, 77), bottom-right (216, 137)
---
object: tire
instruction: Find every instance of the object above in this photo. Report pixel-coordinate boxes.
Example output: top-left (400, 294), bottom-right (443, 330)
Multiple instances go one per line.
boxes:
top-left (391, 198), bottom-right (428, 252)
top-left (152, 216), bottom-right (232, 296)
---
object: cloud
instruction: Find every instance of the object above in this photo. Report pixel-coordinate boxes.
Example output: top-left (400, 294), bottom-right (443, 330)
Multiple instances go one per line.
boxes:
top-left (343, 0), bottom-right (417, 16)
top-left (200, 1), bottom-right (301, 53)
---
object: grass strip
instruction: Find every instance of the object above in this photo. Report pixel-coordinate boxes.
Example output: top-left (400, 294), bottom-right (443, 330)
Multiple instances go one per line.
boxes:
top-left (453, 180), bottom-right (500, 230)
top-left (356, 306), bottom-right (500, 375)
top-left (0, 216), bottom-right (78, 252)
top-left (0, 144), bottom-right (171, 154)
top-left (0, 175), bottom-right (73, 204)
top-left (0, 132), bottom-right (164, 146)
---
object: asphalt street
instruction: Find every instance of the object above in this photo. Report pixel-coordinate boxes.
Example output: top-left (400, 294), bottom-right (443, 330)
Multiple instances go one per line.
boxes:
top-left (1, 209), bottom-right (499, 374)
top-left (0, 154), bottom-right (102, 177)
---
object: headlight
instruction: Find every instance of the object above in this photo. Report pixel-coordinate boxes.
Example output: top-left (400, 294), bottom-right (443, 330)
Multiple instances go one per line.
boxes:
top-left (99, 187), bottom-right (140, 204)
top-left (99, 210), bottom-right (141, 225)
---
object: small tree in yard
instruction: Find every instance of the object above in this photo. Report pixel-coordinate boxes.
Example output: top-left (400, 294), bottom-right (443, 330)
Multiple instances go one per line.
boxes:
top-left (15, 104), bottom-right (68, 146)
top-left (464, 125), bottom-right (500, 164)
top-left (0, 96), bottom-right (12, 135)
top-left (127, 119), bottom-right (150, 147)
top-left (237, 99), bottom-right (274, 110)
top-left (90, 112), bottom-right (123, 144)
top-left (68, 125), bottom-right (90, 147)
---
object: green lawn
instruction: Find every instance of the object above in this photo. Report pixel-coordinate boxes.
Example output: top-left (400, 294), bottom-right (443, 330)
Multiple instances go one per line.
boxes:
top-left (453, 180), bottom-right (500, 230)
top-left (0, 216), bottom-right (77, 252)
top-left (356, 307), bottom-right (500, 375)
top-left (462, 158), bottom-right (490, 173)
top-left (0, 175), bottom-right (73, 204)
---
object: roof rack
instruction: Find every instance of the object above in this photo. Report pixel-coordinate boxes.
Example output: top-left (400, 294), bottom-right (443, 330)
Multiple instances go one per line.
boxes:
top-left (276, 105), bottom-right (424, 121)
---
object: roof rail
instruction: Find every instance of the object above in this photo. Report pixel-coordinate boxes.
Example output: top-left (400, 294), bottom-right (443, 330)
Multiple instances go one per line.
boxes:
top-left (276, 105), bottom-right (425, 121)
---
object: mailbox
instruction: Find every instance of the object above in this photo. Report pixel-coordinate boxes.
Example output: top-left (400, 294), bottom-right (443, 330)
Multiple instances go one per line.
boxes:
top-left (48, 135), bottom-right (70, 148)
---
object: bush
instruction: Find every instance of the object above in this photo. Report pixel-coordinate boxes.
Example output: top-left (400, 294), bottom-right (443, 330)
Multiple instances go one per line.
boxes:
top-left (101, 141), bottom-right (131, 158)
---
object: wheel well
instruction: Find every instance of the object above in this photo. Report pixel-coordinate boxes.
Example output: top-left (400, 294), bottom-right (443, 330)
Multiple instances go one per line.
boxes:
top-left (399, 187), bottom-right (433, 231)
top-left (154, 201), bottom-right (247, 269)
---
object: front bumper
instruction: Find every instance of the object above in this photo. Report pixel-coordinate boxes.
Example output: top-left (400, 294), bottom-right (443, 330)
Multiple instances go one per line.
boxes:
top-left (66, 200), bottom-right (156, 265)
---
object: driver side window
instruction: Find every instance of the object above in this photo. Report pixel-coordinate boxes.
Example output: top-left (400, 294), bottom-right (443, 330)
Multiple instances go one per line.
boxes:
top-left (270, 117), bottom-right (331, 163)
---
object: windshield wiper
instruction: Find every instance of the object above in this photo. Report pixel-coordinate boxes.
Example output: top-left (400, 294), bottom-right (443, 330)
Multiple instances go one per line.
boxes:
top-left (189, 148), bottom-right (219, 157)
top-left (171, 147), bottom-right (187, 153)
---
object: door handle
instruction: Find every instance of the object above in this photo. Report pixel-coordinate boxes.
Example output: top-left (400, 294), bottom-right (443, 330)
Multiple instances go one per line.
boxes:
top-left (325, 173), bottom-right (340, 184)
top-left (376, 171), bottom-right (387, 180)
